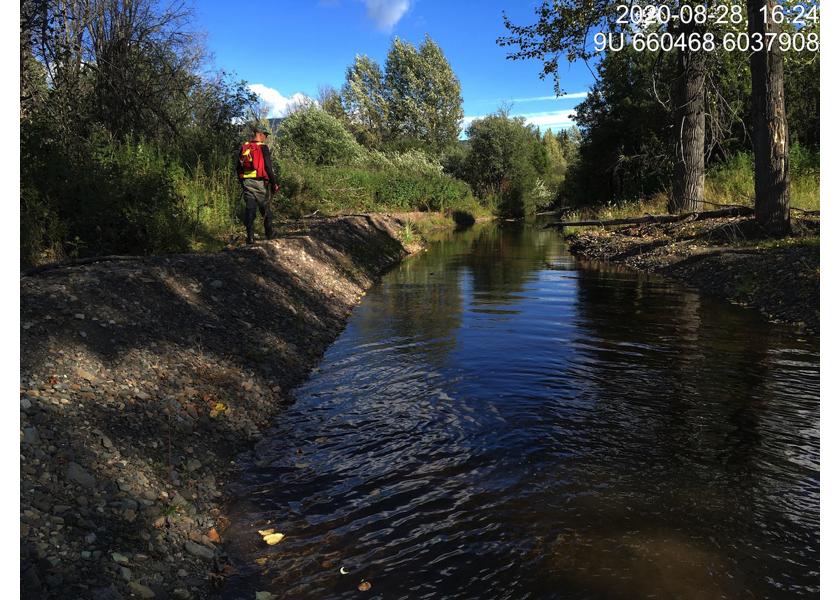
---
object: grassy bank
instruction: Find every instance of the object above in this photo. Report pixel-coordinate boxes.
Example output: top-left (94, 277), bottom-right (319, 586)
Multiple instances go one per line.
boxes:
top-left (558, 147), bottom-right (820, 238)
top-left (20, 136), bottom-right (492, 268)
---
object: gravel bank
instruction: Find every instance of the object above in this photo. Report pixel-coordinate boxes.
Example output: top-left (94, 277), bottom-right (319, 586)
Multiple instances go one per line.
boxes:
top-left (20, 214), bottom-right (417, 600)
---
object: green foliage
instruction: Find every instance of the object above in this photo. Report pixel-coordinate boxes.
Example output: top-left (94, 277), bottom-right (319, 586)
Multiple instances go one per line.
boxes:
top-left (565, 48), bottom-right (674, 208)
top-left (706, 152), bottom-right (755, 206)
top-left (19, 0), bottom-right (480, 268)
top-left (19, 0), bottom-right (258, 267)
top-left (782, 1), bottom-right (820, 149)
top-left (276, 107), bottom-right (362, 166)
top-left (274, 152), bottom-right (478, 217)
top-left (461, 112), bottom-right (552, 217)
top-left (355, 149), bottom-right (444, 178)
top-left (705, 145), bottom-right (820, 212)
top-left (383, 35), bottom-right (464, 151)
top-left (341, 55), bottom-right (389, 148)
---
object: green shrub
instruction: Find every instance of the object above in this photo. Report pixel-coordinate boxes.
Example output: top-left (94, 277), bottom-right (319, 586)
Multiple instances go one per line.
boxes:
top-left (275, 107), bottom-right (362, 166)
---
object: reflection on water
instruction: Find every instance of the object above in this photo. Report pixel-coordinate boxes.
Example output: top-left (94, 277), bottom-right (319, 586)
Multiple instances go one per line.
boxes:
top-left (219, 220), bottom-right (819, 599)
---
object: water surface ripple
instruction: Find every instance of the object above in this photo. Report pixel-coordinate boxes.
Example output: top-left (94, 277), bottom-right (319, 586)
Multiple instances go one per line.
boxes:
top-left (220, 220), bottom-right (819, 599)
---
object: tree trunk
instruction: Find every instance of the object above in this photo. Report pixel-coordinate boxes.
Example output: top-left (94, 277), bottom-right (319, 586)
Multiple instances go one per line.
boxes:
top-left (747, 0), bottom-right (791, 238)
top-left (670, 43), bottom-right (707, 214)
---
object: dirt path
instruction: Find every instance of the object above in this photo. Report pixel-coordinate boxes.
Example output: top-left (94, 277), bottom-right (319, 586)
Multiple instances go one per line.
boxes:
top-left (20, 214), bottom-right (419, 600)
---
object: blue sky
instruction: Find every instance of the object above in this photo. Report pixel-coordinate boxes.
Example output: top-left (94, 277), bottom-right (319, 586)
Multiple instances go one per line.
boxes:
top-left (195, 0), bottom-right (597, 134)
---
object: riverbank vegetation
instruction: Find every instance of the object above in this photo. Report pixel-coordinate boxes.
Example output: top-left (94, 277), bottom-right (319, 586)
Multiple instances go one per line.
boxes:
top-left (501, 0), bottom-right (820, 238)
top-left (21, 0), bottom-right (819, 269)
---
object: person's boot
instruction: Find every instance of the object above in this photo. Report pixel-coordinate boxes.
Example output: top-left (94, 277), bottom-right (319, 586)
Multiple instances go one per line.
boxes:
top-left (265, 222), bottom-right (274, 240)
top-left (246, 226), bottom-right (255, 245)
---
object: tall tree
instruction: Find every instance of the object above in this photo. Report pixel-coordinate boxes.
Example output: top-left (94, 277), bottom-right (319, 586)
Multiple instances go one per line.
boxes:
top-left (317, 83), bottom-right (347, 124)
top-left (499, 1), bottom-right (709, 213)
top-left (416, 35), bottom-right (465, 151)
top-left (569, 47), bottom-right (674, 205)
top-left (341, 54), bottom-right (390, 148)
top-left (670, 18), bottom-right (707, 213)
top-left (29, 0), bottom-right (203, 142)
top-left (747, 0), bottom-right (791, 236)
top-left (384, 35), bottom-right (464, 151)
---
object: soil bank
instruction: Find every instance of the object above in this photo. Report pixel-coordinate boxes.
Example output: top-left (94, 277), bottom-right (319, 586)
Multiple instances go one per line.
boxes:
top-left (562, 214), bottom-right (820, 334)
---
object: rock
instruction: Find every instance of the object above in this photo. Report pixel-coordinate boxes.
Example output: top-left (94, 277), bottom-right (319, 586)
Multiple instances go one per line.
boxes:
top-left (66, 462), bottom-right (97, 488)
top-left (125, 581), bottom-right (156, 599)
top-left (22, 427), bottom-right (40, 445)
top-left (210, 280), bottom-right (223, 288)
top-left (89, 584), bottom-right (124, 600)
top-left (184, 541), bottom-right (214, 562)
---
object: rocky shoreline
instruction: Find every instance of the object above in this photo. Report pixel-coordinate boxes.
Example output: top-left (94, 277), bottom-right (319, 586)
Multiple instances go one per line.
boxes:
top-left (20, 214), bottom-right (419, 600)
top-left (563, 215), bottom-right (820, 334)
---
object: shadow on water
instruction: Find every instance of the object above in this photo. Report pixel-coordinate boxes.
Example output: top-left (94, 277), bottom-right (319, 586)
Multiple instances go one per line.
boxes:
top-left (216, 219), bottom-right (819, 599)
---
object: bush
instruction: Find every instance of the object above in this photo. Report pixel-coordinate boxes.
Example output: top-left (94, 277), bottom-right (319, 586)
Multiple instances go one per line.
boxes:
top-left (462, 113), bottom-right (551, 217)
top-left (275, 107), bottom-right (361, 166)
top-left (272, 154), bottom-right (476, 216)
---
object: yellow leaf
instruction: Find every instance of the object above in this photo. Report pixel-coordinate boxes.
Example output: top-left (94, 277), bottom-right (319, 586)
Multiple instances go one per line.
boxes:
top-left (258, 529), bottom-right (275, 536)
top-left (263, 533), bottom-right (285, 545)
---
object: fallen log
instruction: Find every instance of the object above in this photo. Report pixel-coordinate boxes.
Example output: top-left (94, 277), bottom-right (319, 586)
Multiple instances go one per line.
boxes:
top-left (544, 206), bottom-right (755, 229)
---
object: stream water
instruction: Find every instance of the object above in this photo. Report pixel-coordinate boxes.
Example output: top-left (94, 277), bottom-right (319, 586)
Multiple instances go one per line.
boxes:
top-left (218, 219), bottom-right (819, 599)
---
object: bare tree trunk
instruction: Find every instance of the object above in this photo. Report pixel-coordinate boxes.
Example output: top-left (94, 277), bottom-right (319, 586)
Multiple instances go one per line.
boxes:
top-left (747, 0), bottom-right (791, 237)
top-left (670, 45), bottom-right (707, 213)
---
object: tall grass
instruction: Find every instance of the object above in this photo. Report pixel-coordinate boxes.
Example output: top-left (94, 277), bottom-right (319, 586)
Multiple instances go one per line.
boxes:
top-left (559, 145), bottom-right (820, 237)
top-left (705, 145), bottom-right (820, 212)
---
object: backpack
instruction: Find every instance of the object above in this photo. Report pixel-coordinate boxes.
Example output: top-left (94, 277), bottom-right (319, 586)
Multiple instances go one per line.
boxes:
top-left (238, 141), bottom-right (266, 179)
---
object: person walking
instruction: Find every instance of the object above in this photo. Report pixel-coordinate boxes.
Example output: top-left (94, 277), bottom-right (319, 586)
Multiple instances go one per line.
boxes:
top-left (236, 124), bottom-right (279, 244)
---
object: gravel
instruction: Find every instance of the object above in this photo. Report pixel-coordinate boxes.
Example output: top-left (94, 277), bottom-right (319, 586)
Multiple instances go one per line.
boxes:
top-left (20, 214), bottom-right (416, 600)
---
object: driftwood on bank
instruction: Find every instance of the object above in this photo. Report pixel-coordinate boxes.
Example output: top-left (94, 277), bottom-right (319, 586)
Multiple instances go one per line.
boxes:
top-left (544, 206), bottom-right (755, 229)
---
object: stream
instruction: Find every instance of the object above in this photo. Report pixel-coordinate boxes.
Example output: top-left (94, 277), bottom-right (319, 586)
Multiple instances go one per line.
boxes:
top-left (218, 219), bottom-right (819, 599)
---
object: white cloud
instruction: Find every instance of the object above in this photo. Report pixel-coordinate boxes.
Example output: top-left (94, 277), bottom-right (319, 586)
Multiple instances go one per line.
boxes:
top-left (363, 0), bottom-right (411, 32)
top-left (520, 109), bottom-right (578, 131)
top-left (478, 92), bottom-right (589, 106)
top-left (248, 84), bottom-right (311, 118)
top-left (460, 110), bottom-right (577, 136)
top-left (509, 92), bottom-right (589, 103)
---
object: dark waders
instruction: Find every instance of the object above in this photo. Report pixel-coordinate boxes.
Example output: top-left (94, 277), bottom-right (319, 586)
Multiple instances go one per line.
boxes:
top-left (240, 179), bottom-right (274, 244)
